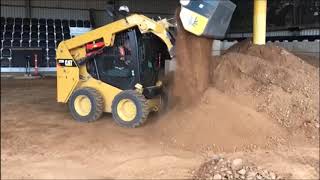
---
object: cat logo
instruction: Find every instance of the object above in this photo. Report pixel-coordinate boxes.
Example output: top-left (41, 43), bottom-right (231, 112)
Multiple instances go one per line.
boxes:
top-left (191, 17), bottom-right (199, 27)
top-left (58, 59), bottom-right (76, 67)
top-left (65, 60), bottom-right (73, 66)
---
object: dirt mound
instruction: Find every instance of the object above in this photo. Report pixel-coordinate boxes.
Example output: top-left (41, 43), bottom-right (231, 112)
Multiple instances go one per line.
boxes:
top-left (155, 88), bottom-right (287, 152)
top-left (156, 32), bottom-right (319, 151)
top-left (157, 15), bottom-right (288, 152)
top-left (171, 9), bottom-right (213, 107)
top-left (227, 39), bottom-right (318, 72)
top-left (212, 41), bottom-right (319, 138)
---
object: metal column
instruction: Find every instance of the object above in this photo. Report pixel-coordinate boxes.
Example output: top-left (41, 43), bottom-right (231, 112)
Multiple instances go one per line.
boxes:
top-left (253, 0), bottom-right (267, 45)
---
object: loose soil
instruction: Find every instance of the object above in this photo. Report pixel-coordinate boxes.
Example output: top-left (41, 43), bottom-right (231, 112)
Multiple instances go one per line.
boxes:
top-left (158, 20), bottom-right (319, 178)
top-left (159, 25), bottom-right (319, 154)
top-left (172, 8), bottom-right (213, 107)
top-left (1, 79), bottom-right (202, 179)
top-left (213, 40), bottom-right (319, 138)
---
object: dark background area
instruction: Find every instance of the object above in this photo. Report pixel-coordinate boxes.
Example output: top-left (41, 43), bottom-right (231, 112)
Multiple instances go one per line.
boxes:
top-left (229, 0), bottom-right (320, 33)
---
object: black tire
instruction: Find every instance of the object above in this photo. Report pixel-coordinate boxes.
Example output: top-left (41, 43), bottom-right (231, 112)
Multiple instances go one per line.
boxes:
top-left (112, 90), bottom-right (149, 128)
top-left (68, 87), bottom-right (104, 122)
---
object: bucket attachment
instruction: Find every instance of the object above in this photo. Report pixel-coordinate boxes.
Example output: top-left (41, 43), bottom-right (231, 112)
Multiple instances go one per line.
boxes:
top-left (179, 0), bottom-right (236, 39)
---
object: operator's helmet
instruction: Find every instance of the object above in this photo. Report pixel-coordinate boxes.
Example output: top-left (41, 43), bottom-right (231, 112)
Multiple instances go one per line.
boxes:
top-left (180, 0), bottom-right (191, 6)
top-left (119, 6), bottom-right (130, 13)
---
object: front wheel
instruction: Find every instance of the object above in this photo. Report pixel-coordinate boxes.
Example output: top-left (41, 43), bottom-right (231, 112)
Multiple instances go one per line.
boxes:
top-left (68, 87), bottom-right (104, 122)
top-left (112, 90), bottom-right (150, 128)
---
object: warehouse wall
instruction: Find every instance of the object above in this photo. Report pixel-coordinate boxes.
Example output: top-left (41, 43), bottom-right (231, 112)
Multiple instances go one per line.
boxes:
top-left (212, 40), bottom-right (320, 58)
top-left (93, 0), bottom-right (178, 27)
top-left (1, 6), bottom-right (26, 18)
top-left (1, 0), bottom-right (25, 6)
top-left (30, 0), bottom-right (108, 9)
top-left (1, 0), bottom-right (109, 20)
top-left (1, 0), bottom-right (178, 21)
top-left (30, 7), bottom-right (89, 20)
top-left (92, 0), bottom-right (178, 27)
top-left (1, 0), bottom-right (26, 18)
top-left (30, 0), bottom-right (111, 19)
top-left (120, 0), bottom-right (178, 18)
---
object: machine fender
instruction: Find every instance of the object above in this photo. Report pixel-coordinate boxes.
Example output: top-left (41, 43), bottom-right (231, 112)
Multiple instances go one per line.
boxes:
top-left (56, 42), bottom-right (80, 103)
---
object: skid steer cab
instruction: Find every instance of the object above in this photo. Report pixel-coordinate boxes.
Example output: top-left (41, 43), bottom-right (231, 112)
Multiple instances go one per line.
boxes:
top-left (56, 12), bottom-right (174, 128)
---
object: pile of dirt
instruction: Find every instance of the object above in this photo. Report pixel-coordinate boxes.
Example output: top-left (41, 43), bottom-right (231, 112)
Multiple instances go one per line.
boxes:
top-left (157, 12), bottom-right (286, 152)
top-left (171, 8), bottom-right (213, 107)
top-left (156, 27), bottom-right (318, 152)
top-left (193, 156), bottom-right (285, 180)
top-left (155, 88), bottom-right (288, 152)
top-left (212, 40), bottom-right (319, 138)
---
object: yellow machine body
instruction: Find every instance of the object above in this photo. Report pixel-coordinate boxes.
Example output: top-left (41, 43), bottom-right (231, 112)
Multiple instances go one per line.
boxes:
top-left (56, 14), bottom-right (173, 114)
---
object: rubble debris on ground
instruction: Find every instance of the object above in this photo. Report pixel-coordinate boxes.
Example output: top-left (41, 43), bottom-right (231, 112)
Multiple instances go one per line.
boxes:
top-left (193, 156), bottom-right (287, 180)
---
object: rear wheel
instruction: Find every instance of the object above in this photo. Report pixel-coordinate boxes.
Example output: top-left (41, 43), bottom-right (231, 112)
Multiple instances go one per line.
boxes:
top-left (112, 90), bottom-right (149, 128)
top-left (68, 87), bottom-right (104, 122)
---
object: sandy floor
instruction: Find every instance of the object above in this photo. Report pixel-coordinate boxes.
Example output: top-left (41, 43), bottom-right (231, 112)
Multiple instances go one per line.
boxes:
top-left (1, 78), bottom-right (319, 179)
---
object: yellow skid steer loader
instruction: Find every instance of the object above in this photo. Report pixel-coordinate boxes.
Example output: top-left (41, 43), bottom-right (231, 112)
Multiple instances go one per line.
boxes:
top-left (56, 0), bottom-right (236, 128)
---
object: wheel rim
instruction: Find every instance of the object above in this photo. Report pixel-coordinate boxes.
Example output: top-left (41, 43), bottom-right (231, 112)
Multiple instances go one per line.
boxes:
top-left (117, 99), bottom-right (137, 122)
top-left (74, 95), bottom-right (92, 116)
